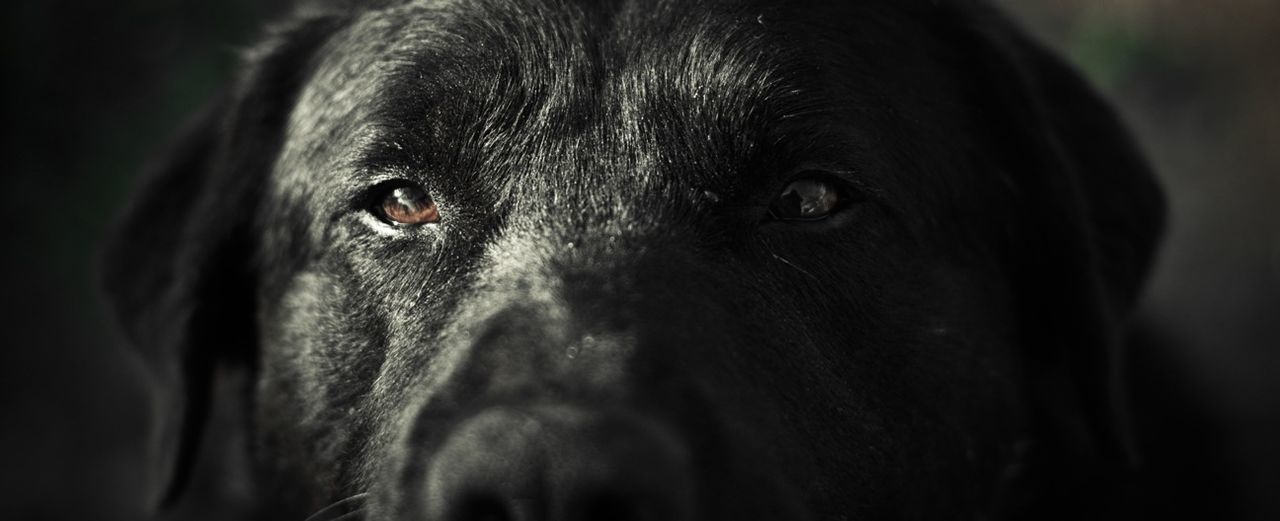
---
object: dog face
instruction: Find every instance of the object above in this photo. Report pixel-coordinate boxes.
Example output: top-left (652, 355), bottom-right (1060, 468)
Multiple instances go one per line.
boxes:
top-left (102, 1), bottom-right (1164, 520)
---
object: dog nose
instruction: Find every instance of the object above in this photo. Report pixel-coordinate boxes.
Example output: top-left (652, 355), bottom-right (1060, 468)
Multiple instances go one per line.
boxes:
top-left (424, 406), bottom-right (695, 521)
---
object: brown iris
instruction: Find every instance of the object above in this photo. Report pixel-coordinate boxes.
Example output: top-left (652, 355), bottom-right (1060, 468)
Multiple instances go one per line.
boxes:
top-left (378, 184), bottom-right (439, 225)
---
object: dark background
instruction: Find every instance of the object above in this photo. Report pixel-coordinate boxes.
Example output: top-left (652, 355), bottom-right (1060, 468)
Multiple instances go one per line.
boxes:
top-left (2, 1), bottom-right (1276, 520)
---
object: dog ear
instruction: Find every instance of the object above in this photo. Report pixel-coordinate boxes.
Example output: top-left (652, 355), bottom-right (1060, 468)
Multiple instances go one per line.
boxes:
top-left (99, 14), bottom-right (344, 510)
top-left (953, 2), bottom-right (1165, 509)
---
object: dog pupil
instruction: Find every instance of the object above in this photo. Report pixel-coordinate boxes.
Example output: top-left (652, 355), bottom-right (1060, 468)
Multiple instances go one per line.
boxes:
top-left (776, 179), bottom-right (836, 219)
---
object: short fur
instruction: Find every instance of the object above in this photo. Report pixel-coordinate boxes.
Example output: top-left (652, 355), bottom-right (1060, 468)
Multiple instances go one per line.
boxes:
top-left (102, 1), bottom-right (1164, 520)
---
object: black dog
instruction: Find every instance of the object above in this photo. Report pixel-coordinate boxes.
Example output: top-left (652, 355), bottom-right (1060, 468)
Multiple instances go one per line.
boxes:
top-left (102, 1), bottom-right (1164, 519)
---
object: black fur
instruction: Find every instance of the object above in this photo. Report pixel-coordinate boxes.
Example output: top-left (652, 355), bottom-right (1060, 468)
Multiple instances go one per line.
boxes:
top-left (102, 1), bottom-right (1164, 520)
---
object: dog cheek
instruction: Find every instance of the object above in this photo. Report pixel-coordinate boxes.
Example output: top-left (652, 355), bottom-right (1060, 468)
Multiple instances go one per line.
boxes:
top-left (256, 269), bottom-right (388, 496)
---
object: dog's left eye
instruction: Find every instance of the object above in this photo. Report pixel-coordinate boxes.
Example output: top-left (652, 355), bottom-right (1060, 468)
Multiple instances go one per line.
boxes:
top-left (371, 182), bottom-right (439, 226)
top-left (769, 176), bottom-right (846, 221)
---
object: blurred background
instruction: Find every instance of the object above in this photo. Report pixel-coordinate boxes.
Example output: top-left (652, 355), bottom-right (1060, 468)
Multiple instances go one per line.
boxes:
top-left (1, 1), bottom-right (1276, 519)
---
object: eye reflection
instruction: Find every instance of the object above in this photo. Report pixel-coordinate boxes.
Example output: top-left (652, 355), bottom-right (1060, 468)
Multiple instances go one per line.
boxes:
top-left (770, 178), bottom-right (841, 221)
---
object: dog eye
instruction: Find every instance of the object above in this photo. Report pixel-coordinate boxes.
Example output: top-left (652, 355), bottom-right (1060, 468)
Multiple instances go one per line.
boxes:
top-left (372, 182), bottom-right (439, 226)
top-left (770, 176), bottom-right (844, 221)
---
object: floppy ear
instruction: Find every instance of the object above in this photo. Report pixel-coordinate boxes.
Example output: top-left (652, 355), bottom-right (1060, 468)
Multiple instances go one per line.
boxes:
top-left (99, 14), bottom-right (344, 510)
top-left (954, 2), bottom-right (1165, 510)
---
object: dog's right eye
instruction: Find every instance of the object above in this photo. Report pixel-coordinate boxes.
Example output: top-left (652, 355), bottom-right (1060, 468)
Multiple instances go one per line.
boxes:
top-left (368, 181), bottom-right (439, 226)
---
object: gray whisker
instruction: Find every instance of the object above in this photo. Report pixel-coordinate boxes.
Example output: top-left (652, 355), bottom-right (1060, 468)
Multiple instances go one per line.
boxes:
top-left (304, 492), bottom-right (369, 521)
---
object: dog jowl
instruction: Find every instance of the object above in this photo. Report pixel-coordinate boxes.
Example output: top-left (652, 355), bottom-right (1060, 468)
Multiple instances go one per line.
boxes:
top-left (102, 1), bottom-right (1164, 520)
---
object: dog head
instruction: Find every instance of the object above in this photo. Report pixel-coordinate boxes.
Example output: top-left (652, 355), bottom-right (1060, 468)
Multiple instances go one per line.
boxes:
top-left (102, 1), bottom-right (1163, 519)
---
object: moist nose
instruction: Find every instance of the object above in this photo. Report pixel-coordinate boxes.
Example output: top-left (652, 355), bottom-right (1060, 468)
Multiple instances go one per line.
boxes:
top-left (424, 406), bottom-right (695, 521)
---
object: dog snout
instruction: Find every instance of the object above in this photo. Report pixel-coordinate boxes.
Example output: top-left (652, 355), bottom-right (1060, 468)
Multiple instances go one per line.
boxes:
top-left (424, 406), bottom-right (695, 521)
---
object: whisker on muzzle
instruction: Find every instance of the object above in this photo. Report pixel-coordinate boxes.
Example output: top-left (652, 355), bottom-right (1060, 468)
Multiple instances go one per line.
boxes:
top-left (303, 492), bottom-right (369, 521)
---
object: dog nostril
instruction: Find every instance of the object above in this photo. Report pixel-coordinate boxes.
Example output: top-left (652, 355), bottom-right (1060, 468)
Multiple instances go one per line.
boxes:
top-left (450, 494), bottom-right (513, 521)
top-left (575, 491), bottom-right (646, 521)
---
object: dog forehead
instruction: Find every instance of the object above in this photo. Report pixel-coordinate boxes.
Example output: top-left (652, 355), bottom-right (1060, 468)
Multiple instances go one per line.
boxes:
top-left (285, 0), bottom-right (835, 195)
